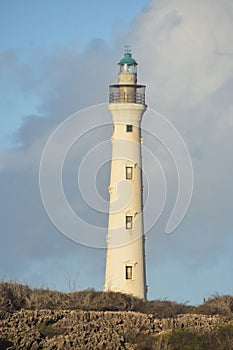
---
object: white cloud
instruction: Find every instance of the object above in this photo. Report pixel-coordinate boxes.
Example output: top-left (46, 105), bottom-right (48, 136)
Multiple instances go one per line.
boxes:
top-left (131, 0), bottom-right (233, 107)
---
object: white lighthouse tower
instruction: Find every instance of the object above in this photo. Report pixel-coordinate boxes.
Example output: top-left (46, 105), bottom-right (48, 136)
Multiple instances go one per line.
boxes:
top-left (104, 50), bottom-right (147, 299)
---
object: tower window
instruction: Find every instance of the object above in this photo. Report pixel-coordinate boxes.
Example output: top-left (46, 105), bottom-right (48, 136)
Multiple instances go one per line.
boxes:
top-left (126, 215), bottom-right (133, 229)
top-left (126, 124), bottom-right (133, 132)
top-left (125, 266), bottom-right (133, 280)
top-left (126, 166), bottom-right (133, 180)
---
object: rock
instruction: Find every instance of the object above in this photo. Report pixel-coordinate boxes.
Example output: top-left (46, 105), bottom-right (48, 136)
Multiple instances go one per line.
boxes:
top-left (0, 310), bottom-right (230, 349)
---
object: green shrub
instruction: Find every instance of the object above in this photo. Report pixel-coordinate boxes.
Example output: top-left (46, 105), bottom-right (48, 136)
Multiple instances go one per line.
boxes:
top-left (163, 325), bottom-right (233, 350)
top-left (126, 325), bottom-right (233, 350)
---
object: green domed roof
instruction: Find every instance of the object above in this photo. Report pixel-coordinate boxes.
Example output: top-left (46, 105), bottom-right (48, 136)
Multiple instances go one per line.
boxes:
top-left (119, 52), bottom-right (137, 65)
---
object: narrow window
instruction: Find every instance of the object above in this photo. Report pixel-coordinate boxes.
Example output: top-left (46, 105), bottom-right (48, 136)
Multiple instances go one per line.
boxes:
top-left (126, 124), bottom-right (133, 132)
top-left (126, 215), bottom-right (133, 229)
top-left (125, 266), bottom-right (133, 280)
top-left (126, 166), bottom-right (133, 180)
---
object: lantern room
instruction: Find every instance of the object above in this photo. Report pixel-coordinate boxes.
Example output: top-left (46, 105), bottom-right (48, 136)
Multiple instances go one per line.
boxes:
top-left (118, 52), bottom-right (137, 74)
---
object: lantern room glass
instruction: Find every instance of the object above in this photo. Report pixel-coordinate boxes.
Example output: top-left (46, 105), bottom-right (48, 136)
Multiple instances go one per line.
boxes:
top-left (119, 64), bottom-right (137, 74)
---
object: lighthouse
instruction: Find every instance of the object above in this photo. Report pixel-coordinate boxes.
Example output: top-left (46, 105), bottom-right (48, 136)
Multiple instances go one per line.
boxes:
top-left (104, 50), bottom-right (147, 299)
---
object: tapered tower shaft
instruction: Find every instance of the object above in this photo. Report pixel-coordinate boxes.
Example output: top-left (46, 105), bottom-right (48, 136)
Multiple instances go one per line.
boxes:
top-left (104, 52), bottom-right (147, 299)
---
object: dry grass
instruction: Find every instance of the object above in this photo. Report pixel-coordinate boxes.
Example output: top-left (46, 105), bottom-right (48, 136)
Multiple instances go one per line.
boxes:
top-left (0, 282), bottom-right (232, 319)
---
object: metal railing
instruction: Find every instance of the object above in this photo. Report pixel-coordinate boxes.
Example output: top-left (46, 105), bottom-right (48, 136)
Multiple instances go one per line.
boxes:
top-left (109, 85), bottom-right (146, 105)
top-left (109, 92), bottom-right (145, 104)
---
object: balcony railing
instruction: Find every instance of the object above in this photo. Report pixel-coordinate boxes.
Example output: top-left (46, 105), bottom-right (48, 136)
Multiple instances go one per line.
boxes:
top-left (109, 85), bottom-right (146, 105)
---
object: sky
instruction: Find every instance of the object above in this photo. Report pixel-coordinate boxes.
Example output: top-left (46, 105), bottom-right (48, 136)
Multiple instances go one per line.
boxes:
top-left (0, 0), bottom-right (233, 305)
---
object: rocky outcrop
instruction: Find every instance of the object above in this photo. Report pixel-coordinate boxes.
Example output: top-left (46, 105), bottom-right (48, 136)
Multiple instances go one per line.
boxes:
top-left (0, 310), bottom-right (231, 350)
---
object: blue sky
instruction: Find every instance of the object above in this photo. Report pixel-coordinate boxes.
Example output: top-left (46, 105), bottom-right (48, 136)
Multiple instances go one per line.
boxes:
top-left (1, 0), bottom-right (149, 50)
top-left (0, 0), bottom-right (233, 305)
top-left (0, 0), bottom-right (149, 148)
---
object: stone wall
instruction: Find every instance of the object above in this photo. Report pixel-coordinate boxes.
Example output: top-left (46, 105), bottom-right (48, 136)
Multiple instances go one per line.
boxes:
top-left (0, 310), bottom-right (230, 350)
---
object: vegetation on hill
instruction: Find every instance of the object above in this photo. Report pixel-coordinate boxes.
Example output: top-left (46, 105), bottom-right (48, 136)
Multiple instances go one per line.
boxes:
top-left (0, 281), bottom-right (233, 318)
top-left (0, 282), bottom-right (233, 349)
top-left (126, 324), bottom-right (233, 350)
